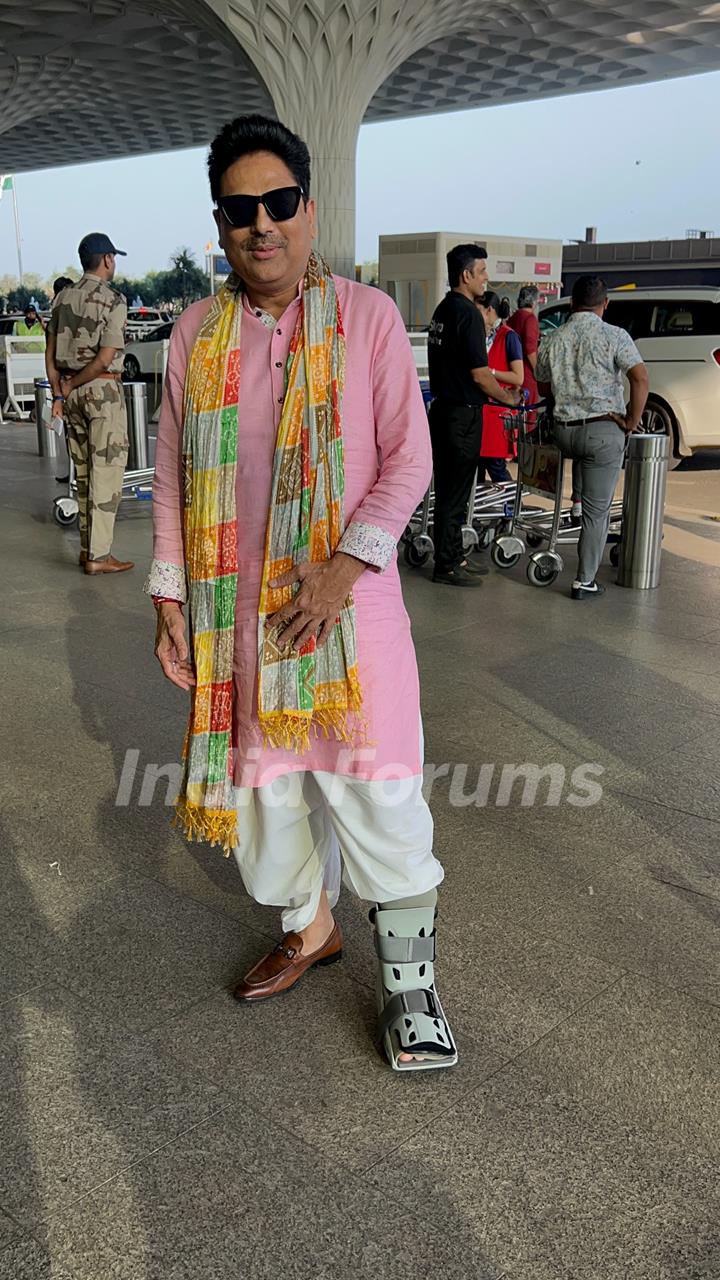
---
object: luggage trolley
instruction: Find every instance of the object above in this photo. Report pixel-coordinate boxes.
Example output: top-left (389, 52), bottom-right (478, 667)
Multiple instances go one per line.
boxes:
top-left (490, 404), bottom-right (622, 587)
top-left (402, 383), bottom-right (520, 569)
top-left (402, 473), bottom-right (516, 568)
top-left (53, 459), bottom-right (153, 527)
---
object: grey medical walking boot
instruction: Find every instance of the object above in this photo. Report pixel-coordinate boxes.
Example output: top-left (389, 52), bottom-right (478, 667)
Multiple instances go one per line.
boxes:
top-left (371, 899), bottom-right (457, 1072)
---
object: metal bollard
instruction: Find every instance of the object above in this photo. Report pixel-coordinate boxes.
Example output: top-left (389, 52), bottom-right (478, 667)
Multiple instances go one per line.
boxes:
top-left (123, 380), bottom-right (149, 471)
top-left (617, 432), bottom-right (669, 590)
top-left (34, 378), bottom-right (60, 459)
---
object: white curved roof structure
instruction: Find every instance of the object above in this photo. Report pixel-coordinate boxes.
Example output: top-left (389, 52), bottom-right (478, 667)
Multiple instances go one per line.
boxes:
top-left (2, 0), bottom-right (719, 272)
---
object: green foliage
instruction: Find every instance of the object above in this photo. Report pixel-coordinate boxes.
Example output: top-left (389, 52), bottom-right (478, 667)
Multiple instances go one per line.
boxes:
top-left (0, 272), bottom-right (51, 311)
top-left (0, 249), bottom-right (209, 315)
top-left (116, 246), bottom-right (210, 311)
top-left (8, 284), bottom-right (50, 310)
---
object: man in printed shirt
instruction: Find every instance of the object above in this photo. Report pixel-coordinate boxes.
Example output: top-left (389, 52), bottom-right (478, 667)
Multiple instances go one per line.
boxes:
top-left (46, 233), bottom-right (132, 574)
top-left (537, 275), bottom-right (649, 600)
top-left (148, 115), bottom-right (457, 1072)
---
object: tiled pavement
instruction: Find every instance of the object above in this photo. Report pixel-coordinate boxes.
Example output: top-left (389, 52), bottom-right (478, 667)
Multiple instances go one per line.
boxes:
top-left (1, 421), bottom-right (719, 1279)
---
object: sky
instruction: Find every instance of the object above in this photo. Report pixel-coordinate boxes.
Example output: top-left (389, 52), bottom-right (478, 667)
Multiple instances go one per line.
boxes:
top-left (2, 68), bottom-right (720, 282)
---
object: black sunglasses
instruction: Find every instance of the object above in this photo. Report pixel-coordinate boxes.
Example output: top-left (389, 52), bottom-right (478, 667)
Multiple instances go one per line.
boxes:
top-left (217, 185), bottom-right (305, 229)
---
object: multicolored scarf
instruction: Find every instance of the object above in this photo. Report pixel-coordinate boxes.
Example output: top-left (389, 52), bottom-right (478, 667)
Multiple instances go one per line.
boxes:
top-left (175, 251), bottom-right (363, 853)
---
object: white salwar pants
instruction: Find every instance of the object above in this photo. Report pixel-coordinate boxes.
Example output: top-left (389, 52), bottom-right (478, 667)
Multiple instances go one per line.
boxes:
top-left (232, 770), bottom-right (443, 934)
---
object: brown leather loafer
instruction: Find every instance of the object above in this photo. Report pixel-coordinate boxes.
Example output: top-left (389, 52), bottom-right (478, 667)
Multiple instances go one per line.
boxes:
top-left (233, 923), bottom-right (343, 1003)
top-left (84, 555), bottom-right (134, 575)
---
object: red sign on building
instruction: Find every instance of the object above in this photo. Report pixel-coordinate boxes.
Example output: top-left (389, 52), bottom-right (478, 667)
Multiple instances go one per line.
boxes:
top-left (534, 262), bottom-right (552, 276)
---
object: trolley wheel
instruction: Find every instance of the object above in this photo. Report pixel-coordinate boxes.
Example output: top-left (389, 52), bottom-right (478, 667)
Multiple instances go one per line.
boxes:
top-left (609, 543), bottom-right (620, 568)
top-left (476, 525), bottom-right (494, 550)
top-left (461, 526), bottom-right (478, 554)
top-left (53, 499), bottom-right (79, 527)
top-left (525, 530), bottom-right (543, 548)
top-left (491, 541), bottom-right (522, 570)
top-left (526, 555), bottom-right (559, 588)
top-left (403, 540), bottom-right (431, 568)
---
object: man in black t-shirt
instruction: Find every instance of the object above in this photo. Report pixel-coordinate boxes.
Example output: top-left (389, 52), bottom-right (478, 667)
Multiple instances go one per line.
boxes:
top-left (427, 243), bottom-right (518, 586)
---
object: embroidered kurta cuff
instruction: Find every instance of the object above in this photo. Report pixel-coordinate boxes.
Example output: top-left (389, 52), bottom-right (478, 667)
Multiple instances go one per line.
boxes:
top-left (144, 558), bottom-right (188, 603)
top-left (338, 521), bottom-right (397, 572)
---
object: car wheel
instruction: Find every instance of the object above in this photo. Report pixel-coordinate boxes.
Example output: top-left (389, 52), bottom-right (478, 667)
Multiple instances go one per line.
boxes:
top-left (639, 398), bottom-right (682, 469)
top-left (123, 355), bottom-right (141, 381)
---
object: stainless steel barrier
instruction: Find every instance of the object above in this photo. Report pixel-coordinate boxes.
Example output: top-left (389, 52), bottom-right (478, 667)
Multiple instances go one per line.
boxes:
top-left (124, 380), bottom-right (149, 471)
top-left (34, 378), bottom-right (60, 459)
top-left (617, 432), bottom-right (669, 590)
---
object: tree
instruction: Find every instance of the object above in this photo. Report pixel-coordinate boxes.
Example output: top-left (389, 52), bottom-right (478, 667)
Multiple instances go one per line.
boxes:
top-left (44, 266), bottom-right (79, 295)
top-left (115, 251), bottom-right (208, 313)
top-left (358, 260), bottom-right (379, 287)
top-left (8, 285), bottom-right (49, 310)
top-left (158, 247), bottom-right (209, 310)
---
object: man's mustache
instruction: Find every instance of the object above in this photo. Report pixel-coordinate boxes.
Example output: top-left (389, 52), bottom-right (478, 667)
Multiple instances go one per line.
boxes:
top-left (240, 235), bottom-right (288, 251)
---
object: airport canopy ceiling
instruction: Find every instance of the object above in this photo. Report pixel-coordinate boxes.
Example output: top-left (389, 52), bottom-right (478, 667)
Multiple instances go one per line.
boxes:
top-left (1, 0), bottom-right (720, 171)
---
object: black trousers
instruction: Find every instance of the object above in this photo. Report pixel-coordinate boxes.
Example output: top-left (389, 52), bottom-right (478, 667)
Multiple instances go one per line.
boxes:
top-left (429, 400), bottom-right (483, 572)
top-left (478, 456), bottom-right (512, 484)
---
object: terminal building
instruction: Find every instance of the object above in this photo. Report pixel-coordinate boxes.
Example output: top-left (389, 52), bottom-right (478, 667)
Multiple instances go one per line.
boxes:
top-left (378, 232), bottom-right (563, 329)
top-left (563, 230), bottom-right (720, 293)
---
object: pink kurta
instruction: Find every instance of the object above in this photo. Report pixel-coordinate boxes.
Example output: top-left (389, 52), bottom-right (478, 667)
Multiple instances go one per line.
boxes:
top-left (150, 276), bottom-right (432, 787)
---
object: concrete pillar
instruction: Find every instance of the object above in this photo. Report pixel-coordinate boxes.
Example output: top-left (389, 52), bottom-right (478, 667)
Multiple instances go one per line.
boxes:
top-left (261, 96), bottom-right (362, 282)
top-left (219, 0), bottom-right (475, 278)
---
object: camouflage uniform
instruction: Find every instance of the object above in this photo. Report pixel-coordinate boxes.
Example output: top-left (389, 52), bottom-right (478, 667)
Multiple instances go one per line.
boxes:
top-left (47, 275), bottom-right (128, 561)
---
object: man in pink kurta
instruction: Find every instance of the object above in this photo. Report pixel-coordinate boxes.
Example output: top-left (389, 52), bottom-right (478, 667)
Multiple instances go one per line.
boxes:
top-left (148, 115), bottom-right (457, 1072)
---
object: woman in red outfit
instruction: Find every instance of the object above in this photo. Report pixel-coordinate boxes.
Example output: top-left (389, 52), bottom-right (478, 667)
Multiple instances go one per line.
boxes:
top-left (476, 292), bottom-right (524, 482)
top-left (507, 285), bottom-right (540, 407)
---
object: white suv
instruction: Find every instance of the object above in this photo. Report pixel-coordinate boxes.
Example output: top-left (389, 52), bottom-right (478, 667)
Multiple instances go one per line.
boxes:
top-left (126, 307), bottom-right (172, 339)
top-left (539, 287), bottom-right (720, 459)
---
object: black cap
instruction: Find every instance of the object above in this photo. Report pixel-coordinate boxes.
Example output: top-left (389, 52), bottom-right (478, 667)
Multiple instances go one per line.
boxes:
top-left (78, 232), bottom-right (126, 258)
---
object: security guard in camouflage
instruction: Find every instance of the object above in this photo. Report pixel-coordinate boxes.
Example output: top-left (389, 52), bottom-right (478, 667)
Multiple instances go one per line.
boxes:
top-left (46, 232), bottom-right (134, 575)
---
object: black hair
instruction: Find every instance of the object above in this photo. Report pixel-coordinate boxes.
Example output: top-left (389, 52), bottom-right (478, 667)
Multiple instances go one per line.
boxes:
top-left (79, 248), bottom-right (104, 272)
top-left (571, 275), bottom-right (608, 309)
top-left (447, 242), bottom-right (487, 289)
top-left (208, 114), bottom-right (311, 203)
top-left (478, 291), bottom-right (510, 320)
top-left (517, 285), bottom-right (539, 309)
top-left (53, 276), bottom-right (73, 297)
